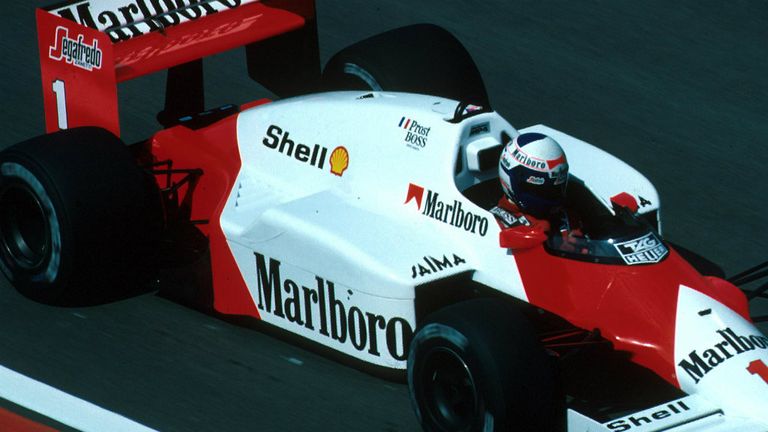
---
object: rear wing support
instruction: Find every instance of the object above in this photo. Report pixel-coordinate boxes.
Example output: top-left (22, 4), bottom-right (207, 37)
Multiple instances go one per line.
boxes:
top-left (157, 60), bottom-right (205, 128)
top-left (36, 0), bottom-right (318, 137)
top-left (728, 260), bottom-right (768, 322)
top-left (246, 0), bottom-right (321, 96)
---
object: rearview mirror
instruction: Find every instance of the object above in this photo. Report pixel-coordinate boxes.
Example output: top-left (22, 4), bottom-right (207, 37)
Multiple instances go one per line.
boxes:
top-left (499, 225), bottom-right (547, 249)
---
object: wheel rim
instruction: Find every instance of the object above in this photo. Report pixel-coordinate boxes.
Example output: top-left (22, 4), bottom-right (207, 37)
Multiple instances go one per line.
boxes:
top-left (0, 183), bottom-right (50, 270)
top-left (421, 346), bottom-right (478, 430)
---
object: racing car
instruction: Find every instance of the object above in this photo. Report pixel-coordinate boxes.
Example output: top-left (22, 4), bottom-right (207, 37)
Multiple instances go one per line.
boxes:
top-left (1, 1), bottom-right (767, 431)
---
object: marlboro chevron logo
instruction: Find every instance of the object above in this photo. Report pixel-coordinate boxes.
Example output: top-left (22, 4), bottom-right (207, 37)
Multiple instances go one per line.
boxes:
top-left (678, 327), bottom-right (768, 384)
top-left (50, 0), bottom-right (260, 43)
top-left (49, 27), bottom-right (102, 71)
top-left (254, 253), bottom-right (414, 360)
top-left (404, 183), bottom-right (489, 236)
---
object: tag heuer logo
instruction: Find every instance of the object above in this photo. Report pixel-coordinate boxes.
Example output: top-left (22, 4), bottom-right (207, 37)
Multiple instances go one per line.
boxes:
top-left (614, 232), bottom-right (668, 265)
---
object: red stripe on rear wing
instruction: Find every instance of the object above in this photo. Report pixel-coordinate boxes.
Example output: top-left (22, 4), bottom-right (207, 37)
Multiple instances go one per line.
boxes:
top-left (46, 0), bottom-right (264, 43)
top-left (113, 3), bottom-right (305, 82)
top-left (36, 1), bottom-right (311, 136)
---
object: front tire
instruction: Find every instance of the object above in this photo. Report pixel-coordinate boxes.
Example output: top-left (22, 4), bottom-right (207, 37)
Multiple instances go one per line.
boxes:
top-left (408, 299), bottom-right (564, 432)
top-left (322, 24), bottom-right (490, 108)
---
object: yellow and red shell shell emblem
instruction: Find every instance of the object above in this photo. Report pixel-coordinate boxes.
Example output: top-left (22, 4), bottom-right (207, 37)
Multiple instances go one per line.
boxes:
top-left (329, 146), bottom-right (349, 176)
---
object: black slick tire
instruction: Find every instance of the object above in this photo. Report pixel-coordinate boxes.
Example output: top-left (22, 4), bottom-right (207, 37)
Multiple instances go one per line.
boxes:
top-left (0, 127), bottom-right (161, 305)
top-left (322, 24), bottom-right (490, 108)
top-left (408, 298), bottom-right (565, 432)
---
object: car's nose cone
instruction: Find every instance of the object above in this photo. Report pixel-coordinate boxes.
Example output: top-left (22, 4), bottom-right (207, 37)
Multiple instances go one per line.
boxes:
top-left (674, 285), bottom-right (768, 426)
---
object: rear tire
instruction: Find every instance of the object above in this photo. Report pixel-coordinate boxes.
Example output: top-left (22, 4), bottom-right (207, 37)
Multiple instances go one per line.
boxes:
top-left (0, 127), bottom-right (161, 305)
top-left (322, 24), bottom-right (490, 108)
top-left (408, 299), bottom-right (565, 432)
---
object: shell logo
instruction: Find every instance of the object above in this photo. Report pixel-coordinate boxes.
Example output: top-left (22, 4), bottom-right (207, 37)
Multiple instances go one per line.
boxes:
top-left (329, 146), bottom-right (349, 176)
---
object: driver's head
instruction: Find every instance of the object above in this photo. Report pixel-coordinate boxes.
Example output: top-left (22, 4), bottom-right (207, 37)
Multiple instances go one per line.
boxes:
top-left (498, 132), bottom-right (569, 218)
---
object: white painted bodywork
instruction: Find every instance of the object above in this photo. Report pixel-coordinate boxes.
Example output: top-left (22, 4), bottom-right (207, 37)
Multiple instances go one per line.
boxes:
top-left (568, 395), bottom-right (768, 431)
top-left (521, 124), bottom-right (661, 232)
top-left (674, 286), bottom-right (768, 426)
top-left (214, 91), bottom-right (767, 430)
top-left (218, 91), bottom-right (661, 368)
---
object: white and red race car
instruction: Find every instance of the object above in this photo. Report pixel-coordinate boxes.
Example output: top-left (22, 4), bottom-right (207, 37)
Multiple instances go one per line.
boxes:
top-left (0, 1), bottom-right (766, 431)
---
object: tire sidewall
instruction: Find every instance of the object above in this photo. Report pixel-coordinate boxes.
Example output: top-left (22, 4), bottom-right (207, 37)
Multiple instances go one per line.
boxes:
top-left (0, 154), bottom-right (71, 302)
top-left (408, 299), bottom-right (565, 432)
top-left (331, 62), bottom-right (384, 92)
top-left (0, 127), bottom-right (161, 305)
top-left (408, 322), bottom-right (503, 432)
top-left (322, 24), bottom-right (489, 107)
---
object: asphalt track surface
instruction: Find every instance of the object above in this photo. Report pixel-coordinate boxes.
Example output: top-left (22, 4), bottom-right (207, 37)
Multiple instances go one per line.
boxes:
top-left (1, 1), bottom-right (767, 431)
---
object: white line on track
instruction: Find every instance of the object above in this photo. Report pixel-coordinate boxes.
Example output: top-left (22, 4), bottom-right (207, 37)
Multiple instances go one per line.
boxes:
top-left (0, 364), bottom-right (157, 432)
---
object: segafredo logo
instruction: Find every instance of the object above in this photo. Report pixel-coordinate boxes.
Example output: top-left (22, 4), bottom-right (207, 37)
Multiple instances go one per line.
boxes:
top-left (48, 27), bottom-right (102, 71)
top-left (613, 232), bottom-right (668, 265)
top-left (678, 327), bottom-right (768, 384)
top-left (398, 117), bottom-right (431, 150)
top-left (254, 253), bottom-right (413, 360)
top-left (404, 183), bottom-right (489, 236)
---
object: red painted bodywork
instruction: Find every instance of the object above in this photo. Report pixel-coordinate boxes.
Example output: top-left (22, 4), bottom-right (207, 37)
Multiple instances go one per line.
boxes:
top-left (35, 0), bottom-right (314, 314)
top-left (37, 9), bottom-right (120, 135)
top-left (610, 192), bottom-right (639, 213)
top-left (149, 100), bottom-right (270, 317)
top-left (0, 408), bottom-right (57, 432)
top-left (36, 2), bottom-right (308, 137)
top-left (516, 245), bottom-right (750, 387)
top-left (33, 1), bottom-right (754, 391)
top-left (112, 3), bottom-right (305, 82)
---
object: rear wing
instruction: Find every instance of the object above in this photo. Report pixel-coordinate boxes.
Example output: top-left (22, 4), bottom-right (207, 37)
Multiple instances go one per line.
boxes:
top-left (728, 260), bottom-right (768, 322)
top-left (37, 0), bottom-right (319, 136)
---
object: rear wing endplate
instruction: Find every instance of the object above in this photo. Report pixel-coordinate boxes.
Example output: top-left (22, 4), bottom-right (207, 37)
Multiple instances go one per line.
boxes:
top-left (37, 0), bottom-right (316, 136)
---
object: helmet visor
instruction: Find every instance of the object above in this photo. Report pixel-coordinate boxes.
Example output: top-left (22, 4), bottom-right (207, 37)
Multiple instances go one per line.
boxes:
top-left (511, 167), bottom-right (567, 218)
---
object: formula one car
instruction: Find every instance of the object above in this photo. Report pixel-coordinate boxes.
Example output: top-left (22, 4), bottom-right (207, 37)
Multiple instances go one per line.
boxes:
top-left (1, 1), bottom-right (767, 431)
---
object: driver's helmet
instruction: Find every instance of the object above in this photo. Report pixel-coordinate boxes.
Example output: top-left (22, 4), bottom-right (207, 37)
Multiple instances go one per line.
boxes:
top-left (498, 132), bottom-right (569, 218)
